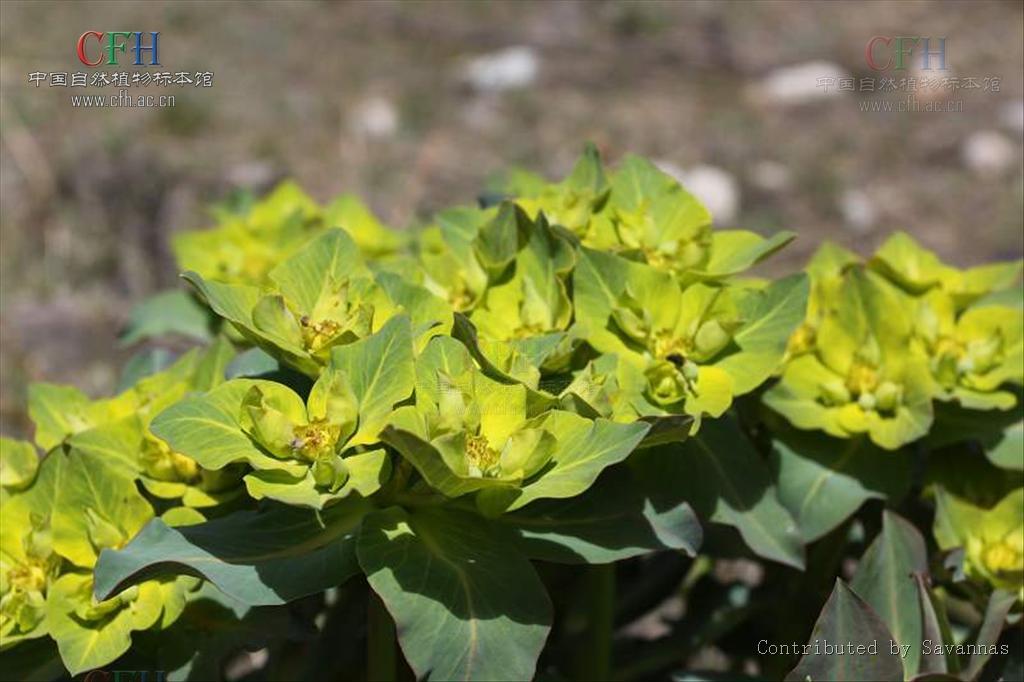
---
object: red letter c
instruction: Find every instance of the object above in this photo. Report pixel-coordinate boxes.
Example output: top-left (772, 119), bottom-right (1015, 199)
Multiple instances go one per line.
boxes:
top-left (865, 36), bottom-right (892, 71)
top-left (77, 31), bottom-right (104, 66)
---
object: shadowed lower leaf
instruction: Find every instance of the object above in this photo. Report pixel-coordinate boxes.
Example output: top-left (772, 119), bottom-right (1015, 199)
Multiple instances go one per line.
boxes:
top-left (786, 580), bottom-right (904, 682)
top-left (850, 510), bottom-right (928, 679)
top-left (94, 497), bottom-right (372, 606)
top-left (357, 506), bottom-right (552, 681)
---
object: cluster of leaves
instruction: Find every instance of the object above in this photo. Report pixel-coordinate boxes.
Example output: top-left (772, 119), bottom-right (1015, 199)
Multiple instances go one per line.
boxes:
top-left (1, 148), bottom-right (1021, 682)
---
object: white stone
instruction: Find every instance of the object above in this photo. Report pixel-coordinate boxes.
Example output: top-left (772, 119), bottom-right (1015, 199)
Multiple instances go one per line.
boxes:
top-left (999, 100), bottom-right (1024, 135)
top-left (752, 61), bottom-right (851, 106)
top-left (657, 161), bottom-right (740, 225)
top-left (349, 96), bottom-right (398, 139)
top-left (462, 46), bottom-right (539, 93)
top-left (962, 130), bottom-right (1016, 176)
top-left (227, 161), bottom-right (275, 189)
top-left (839, 189), bottom-right (876, 234)
top-left (749, 160), bottom-right (791, 193)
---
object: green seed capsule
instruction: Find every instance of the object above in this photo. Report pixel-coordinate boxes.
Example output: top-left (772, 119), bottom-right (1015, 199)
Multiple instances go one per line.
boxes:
top-left (957, 356), bottom-right (975, 375)
top-left (694, 320), bottom-right (731, 359)
top-left (311, 455), bottom-right (349, 493)
top-left (681, 240), bottom-right (706, 269)
top-left (917, 304), bottom-right (940, 345)
top-left (682, 360), bottom-right (700, 382)
top-left (967, 336), bottom-right (1001, 373)
top-left (874, 381), bottom-right (901, 412)
top-left (858, 392), bottom-right (877, 411)
top-left (820, 378), bottom-right (851, 406)
top-left (932, 354), bottom-right (959, 390)
top-left (645, 362), bottom-right (687, 406)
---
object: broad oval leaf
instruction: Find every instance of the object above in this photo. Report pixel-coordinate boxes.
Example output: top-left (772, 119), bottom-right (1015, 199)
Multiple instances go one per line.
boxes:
top-left (94, 497), bottom-right (371, 606)
top-left (357, 506), bottom-right (552, 681)
top-left (771, 430), bottom-right (911, 542)
top-left (120, 288), bottom-right (214, 345)
top-left (498, 466), bottom-right (702, 564)
top-left (710, 273), bottom-right (809, 395)
top-left (46, 572), bottom-right (164, 675)
top-left (0, 437), bottom-right (39, 490)
top-left (327, 314), bottom-right (415, 447)
top-left (632, 416), bottom-right (805, 569)
top-left (502, 412), bottom-right (650, 512)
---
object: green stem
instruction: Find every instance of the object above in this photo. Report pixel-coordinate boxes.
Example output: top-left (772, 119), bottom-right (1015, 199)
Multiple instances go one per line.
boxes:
top-left (574, 563), bottom-right (616, 681)
top-left (367, 592), bottom-right (397, 682)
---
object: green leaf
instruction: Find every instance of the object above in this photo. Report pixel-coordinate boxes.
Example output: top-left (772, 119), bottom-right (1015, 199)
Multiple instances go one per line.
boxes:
top-left (913, 573), bottom-right (952, 677)
top-left (267, 228), bottom-right (367, 315)
top-left (502, 412), bottom-right (649, 512)
top-left (120, 289), bottom-right (213, 345)
top-left (974, 282), bottom-right (1024, 310)
top-left (385, 406), bottom-right (648, 514)
top-left (869, 231), bottom-right (950, 294)
top-left (357, 506), bottom-right (552, 681)
top-left (374, 270), bottom-right (454, 348)
top-left (327, 314), bottom-right (415, 447)
top-left (0, 437), bottom-right (39, 490)
top-left (566, 142), bottom-right (607, 194)
top-left (770, 431), bottom-right (911, 542)
top-left (636, 414), bottom-right (696, 449)
top-left (785, 580), bottom-right (905, 682)
top-left (46, 571), bottom-right (164, 675)
top-left (134, 584), bottom-right (290, 682)
top-left (65, 416), bottom-right (144, 475)
top-left (710, 273), bottom-right (809, 395)
top-left (572, 246), bottom-right (638, 358)
top-left (182, 272), bottom-right (264, 341)
top-left (27, 382), bottom-right (134, 452)
top-left (988, 435), bottom-right (1024, 482)
top-left (243, 449), bottom-right (391, 509)
top-left (498, 466), bottom-right (701, 563)
top-left (151, 379), bottom-right (306, 476)
top-left (964, 589), bottom-right (1017, 680)
top-left (191, 336), bottom-right (236, 391)
top-left (632, 416), bottom-right (805, 569)
top-left (118, 347), bottom-right (177, 392)
top-left (609, 154), bottom-right (681, 216)
top-left (51, 449), bottom-right (153, 569)
top-left (698, 230), bottom-right (796, 278)
top-left (381, 424), bottom-right (486, 498)
top-left (850, 510), bottom-right (929, 678)
top-left (926, 400), bottom-right (1023, 471)
top-left (474, 202), bottom-right (527, 275)
top-left (323, 194), bottom-right (404, 257)
top-left (226, 347), bottom-right (282, 379)
top-left (451, 313), bottom-right (550, 398)
top-left (94, 497), bottom-right (371, 606)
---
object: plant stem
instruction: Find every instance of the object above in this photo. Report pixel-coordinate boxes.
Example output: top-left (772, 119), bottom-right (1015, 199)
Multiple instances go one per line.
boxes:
top-left (574, 563), bottom-right (616, 681)
top-left (367, 592), bottom-right (396, 682)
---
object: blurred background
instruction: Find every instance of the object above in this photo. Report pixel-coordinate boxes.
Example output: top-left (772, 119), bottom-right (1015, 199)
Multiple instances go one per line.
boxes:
top-left (1, 0), bottom-right (1022, 436)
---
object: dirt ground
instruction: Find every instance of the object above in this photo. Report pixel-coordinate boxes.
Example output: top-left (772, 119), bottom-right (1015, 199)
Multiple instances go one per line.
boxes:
top-left (1, 1), bottom-right (1022, 435)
